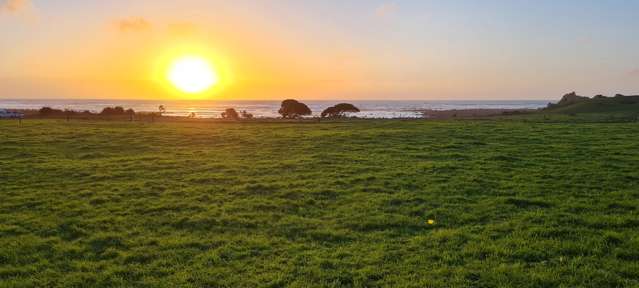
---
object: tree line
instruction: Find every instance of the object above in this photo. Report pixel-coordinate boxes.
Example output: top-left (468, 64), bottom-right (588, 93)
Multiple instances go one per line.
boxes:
top-left (221, 99), bottom-right (360, 120)
top-left (36, 99), bottom-right (360, 120)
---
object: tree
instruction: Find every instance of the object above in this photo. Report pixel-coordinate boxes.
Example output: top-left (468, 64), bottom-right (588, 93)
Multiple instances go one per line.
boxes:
top-left (321, 103), bottom-right (360, 118)
top-left (221, 108), bottom-right (240, 120)
top-left (39, 107), bottom-right (62, 115)
top-left (240, 110), bottom-right (254, 119)
top-left (100, 107), bottom-right (115, 115)
top-left (64, 109), bottom-right (74, 121)
top-left (278, 99), bottom-right (312, 119)
top-left (100, 106), bottom-right (126, 115)
top-left (149, 105), bottom-right (165, 122)
top-left (126, 108), bottom-right (135, 121)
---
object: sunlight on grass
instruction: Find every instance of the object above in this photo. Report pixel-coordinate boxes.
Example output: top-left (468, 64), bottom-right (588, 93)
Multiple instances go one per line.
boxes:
top-left (1, 119), bottom-right (638, 287)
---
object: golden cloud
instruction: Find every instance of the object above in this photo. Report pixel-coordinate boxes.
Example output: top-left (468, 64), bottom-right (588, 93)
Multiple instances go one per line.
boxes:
top-left (1, 0), bottom-right (31, 13)
top-left (116, 17), bottom-right (152, 32)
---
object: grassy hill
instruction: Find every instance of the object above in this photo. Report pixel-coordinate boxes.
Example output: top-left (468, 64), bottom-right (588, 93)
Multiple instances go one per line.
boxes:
top-left (1, 119), bottom-right (638, 287)
top-left (545, 93), bottom-right (639, 115)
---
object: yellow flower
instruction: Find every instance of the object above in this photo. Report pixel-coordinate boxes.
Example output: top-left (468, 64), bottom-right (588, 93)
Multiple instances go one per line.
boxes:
top-left (427, 219), bottom-right (435, 225)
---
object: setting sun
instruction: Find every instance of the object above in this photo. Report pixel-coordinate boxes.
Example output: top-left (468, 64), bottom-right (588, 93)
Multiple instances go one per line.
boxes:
top-left (167, 56), bottom-right (218, 94)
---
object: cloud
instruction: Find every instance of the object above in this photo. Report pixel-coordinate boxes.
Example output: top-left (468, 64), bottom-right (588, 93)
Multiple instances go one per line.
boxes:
top-left (375, 2), bottom-right (398, 18)
top-left (0, 0), bottom-right (31, 13)
top-left (116, 17), bottom-right (152, 32)
top-left (628, 69), bottom-right (639, 77)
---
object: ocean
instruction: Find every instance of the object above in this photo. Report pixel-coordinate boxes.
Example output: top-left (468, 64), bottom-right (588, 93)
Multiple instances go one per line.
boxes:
top-left (0, 99), bottom-right (550, 119)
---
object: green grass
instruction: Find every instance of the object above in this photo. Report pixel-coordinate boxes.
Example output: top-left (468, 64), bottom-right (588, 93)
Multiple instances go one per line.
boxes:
top-left (551, 101), bottom-right (639, 114)
top-left (1, 119), bottom-right (638, 287)
top-left (546, 95), bottom-right (639, 115)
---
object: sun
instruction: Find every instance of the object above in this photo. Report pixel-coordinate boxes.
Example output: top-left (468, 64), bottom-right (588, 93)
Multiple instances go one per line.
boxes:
top-left (167, 56), bottom-right (218, 94)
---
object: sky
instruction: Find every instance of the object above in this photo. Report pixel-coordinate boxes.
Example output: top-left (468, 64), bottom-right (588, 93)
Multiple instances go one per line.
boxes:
top-left (1, 0), bottom-right (638, 100)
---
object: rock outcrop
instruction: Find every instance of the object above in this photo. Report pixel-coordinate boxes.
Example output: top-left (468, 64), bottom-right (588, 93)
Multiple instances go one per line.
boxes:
top-left (556, 92), bottom-right (589, 106)
top-left (547, 92), bottom-right (639, 110)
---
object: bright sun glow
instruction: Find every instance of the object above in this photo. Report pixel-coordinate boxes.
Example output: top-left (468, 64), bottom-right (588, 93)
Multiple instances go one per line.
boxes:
top-left (167, 56), bottom-right (218, 94)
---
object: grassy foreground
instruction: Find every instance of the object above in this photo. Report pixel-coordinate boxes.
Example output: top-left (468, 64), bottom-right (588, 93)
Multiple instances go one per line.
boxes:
top-left (1, 119), bottom-right (638, 287)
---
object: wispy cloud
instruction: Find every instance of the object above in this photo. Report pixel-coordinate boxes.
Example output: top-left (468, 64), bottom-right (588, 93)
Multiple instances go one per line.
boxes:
top-left (0, 0), bottom-right (31, 13)
top-left (628, 69), bottom-right (639, 77)
top-left (116, 17), bottom-right (152, 32)
top-left (375, 2), bottom-right (398, 18)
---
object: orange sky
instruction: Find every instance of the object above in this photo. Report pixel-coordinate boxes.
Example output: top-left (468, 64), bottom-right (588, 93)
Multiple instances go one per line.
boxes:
top-left (1, 0), bottom-right (638, 100)
top-left (1, 1), bottom-right (379, 100)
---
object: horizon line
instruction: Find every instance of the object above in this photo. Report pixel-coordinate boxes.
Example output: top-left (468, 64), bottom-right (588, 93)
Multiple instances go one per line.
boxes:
top-left (0, 98), bottom-right (555, 102)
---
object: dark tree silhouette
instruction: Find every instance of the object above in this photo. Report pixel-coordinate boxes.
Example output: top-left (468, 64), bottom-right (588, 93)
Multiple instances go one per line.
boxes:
top-left (64, 109), bottom-right (74, 121)
top-left (158, 105), bottom-right (166, 115)
top-left (321, 103), bottom-right (360, 118)
top-left (39, 107), bottom-right (62, 115)
top-left (100, 107), bottom-right (114, 115)
top-left (37, 106), bottom-right (135, 120)
top-left (126, 108), bottom-right (135, 121)
top-left (100, 106), bottom-right (126, 115)
top-left (240, 110), bottom-right (254, 119)
top-left (221, 108), bottom-right (240, 120)
top-left (278, 99), bottom-right (312, 119)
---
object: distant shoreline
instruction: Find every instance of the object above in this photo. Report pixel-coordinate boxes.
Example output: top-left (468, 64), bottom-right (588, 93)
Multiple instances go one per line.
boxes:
top-left (414, 108), bottom-right (536, 119)
top-left (6, 107), bottom-right (537, 121)
top-left (0, 99), bottom-right (550, 119)
top-left (7, 92), bottom-right (636, 121)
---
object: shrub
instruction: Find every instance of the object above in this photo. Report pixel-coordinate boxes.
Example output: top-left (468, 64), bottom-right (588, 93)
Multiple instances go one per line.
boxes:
top-left (221, 108), bottom-right (240, 120)
top-left (321, 103), bottom-right (360, 118)
top-left (278, 99), bottom-right (312, 119)
top-left (100, 106), bottom-right (129, 115)
top-left (39, 107), bottom-right (63, 115)
top-left (240, 110), bottom-right (254, 119)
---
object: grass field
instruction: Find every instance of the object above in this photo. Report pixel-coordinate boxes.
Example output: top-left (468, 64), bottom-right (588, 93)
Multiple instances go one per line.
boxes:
top-left (1, 119), bottom-right (638, 287)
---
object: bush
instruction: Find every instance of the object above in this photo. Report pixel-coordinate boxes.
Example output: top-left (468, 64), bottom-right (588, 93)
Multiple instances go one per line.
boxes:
top-left (278, 99), bottom-right (312, 119)
top-left (240, 111), bottom-right (254, 119)
top-left (100, 106), bottom-right (130, 115)
top-left (39, 107), bottom-right (63, 115)
top-left (321, 103), bottom-right (360, 118)
top-left (221, 108), bottom-right (240, 120)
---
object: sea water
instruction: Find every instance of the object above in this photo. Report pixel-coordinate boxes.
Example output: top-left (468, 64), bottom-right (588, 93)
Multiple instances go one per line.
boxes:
top-left (0, 99), bottom-right (550, 119)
